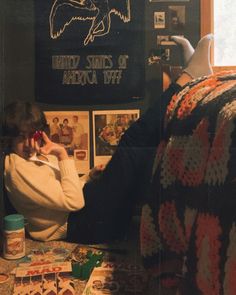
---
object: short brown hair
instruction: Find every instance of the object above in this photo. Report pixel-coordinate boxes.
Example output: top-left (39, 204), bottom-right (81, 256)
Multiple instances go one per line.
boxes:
top-left (2, 101), bottom-right (48, 153)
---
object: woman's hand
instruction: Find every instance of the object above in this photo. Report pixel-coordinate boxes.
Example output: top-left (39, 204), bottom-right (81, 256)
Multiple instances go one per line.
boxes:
top-left (88, 164), bottom-right (106, 181)
top-left (33, 132), bottom-right (69, 161)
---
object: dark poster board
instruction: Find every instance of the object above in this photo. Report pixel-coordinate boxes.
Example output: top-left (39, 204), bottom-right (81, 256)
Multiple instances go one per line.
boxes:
top-left (35, 0), bottom-right (145, 105)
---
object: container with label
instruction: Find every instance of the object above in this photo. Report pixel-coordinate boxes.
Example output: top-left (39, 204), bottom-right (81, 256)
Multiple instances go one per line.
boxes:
top-left (3, 214), bottom-right (25, 259)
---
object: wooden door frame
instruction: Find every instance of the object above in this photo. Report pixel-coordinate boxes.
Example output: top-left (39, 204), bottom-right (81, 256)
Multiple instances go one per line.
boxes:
top-left (200, 0), bottom-right (214, 64)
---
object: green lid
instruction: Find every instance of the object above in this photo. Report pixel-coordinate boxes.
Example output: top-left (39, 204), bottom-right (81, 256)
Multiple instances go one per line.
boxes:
top-left (4, 214), bottom-right (24, 231)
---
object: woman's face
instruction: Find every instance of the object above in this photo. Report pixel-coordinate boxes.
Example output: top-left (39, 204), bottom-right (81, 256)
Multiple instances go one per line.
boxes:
top-left (12, 133), bottom-right (35, 159)
top-left (53, 118), bottom-right (59, 124)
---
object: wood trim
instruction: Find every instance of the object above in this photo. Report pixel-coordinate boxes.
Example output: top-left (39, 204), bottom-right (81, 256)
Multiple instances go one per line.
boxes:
top-left (201, 0), bottom-right (214, 64)
top-left (200, 0), bottom-right (214, 37)
top-left (213, 66), bottom-right (236, 73)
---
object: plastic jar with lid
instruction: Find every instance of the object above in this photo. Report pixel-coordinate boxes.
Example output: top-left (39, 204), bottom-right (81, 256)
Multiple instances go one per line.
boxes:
top-left (3, 214), bottom-right (25, 259)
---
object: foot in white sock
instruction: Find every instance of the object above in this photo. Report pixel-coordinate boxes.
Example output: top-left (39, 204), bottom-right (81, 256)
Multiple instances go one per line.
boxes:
top-left (184, 34), bottom-right (214, 79)
top-left (171, 35), bottom-right (194, 65)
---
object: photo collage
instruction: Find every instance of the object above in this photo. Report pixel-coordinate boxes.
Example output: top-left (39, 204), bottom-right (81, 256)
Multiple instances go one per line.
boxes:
top-left (154, 3), bottom-right (187, 62)
top-left (148, 0), bottom-right (190, 88)
top-left (44, 110), bottom-right (140, 174)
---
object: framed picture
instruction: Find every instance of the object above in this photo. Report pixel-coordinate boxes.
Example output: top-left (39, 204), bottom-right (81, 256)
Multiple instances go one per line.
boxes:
top-left (154, 12), bottom-right (165, 29)
top-left (92, 110), bottom-right (140, 167)
top-left (169, 5), bottom-right (186, 33)
top-left (44, 111), bottom-right (90, 174)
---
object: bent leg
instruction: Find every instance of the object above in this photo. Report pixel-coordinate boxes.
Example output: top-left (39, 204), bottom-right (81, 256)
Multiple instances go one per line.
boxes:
top-left (67, 83), bottom-right (182, 244)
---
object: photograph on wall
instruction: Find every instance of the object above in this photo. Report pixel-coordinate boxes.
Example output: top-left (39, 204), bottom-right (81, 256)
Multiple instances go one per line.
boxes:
top-left (154, 12), bottom-right (165, 29)
top-left (163, 48), bottom-right (170, 61)
top-left (35, 1), bottom-right (145, 104)
top-left (148, 48), bottom-right (170, 65)
top-left (157, 35), bottom-right (183, 46)
top-left (93, 110), bottom-right (140, 167)
top-left (44, 111), bottom-right (90, 174)
top-left (169, 6), bottom-right (186, 33)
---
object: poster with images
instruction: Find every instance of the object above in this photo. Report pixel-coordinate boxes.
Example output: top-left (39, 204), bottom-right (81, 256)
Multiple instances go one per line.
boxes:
top-left (169, 5), bottom-right (186, 33)
top-left (44, 111), bottom-right (90, 174)
top-left (35, 1), bottom-right (145, 104)
top-left (154, 12), bottom-right (165, 29)
top-left (93, 110), bottom-right (140, 167)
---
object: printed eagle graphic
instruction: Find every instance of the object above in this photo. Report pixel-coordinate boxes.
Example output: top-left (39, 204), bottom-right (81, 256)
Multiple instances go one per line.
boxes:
top-left (49, 0), bottom-right (131, 46)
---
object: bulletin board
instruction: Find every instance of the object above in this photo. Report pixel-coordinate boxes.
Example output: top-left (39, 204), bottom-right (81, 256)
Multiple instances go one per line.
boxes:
top-left (146, 0), bottom-right (200, 66)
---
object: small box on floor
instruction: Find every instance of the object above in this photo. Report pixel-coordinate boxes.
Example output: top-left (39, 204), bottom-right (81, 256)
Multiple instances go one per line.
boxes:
top-left (67, 246), bottom-right (104, 280)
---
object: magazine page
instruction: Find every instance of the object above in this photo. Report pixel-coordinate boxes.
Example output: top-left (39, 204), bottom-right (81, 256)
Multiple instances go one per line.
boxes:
top-left (13, 262), bottom-right (75, 295)
top-left (82, 262), bottom-right (148, 295)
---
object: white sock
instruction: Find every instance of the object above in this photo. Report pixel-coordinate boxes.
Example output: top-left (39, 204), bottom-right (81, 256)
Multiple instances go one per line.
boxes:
top-left (184, 34), bottom-right (214, 79)
top-left (171, 35), bottom-right (194, 64)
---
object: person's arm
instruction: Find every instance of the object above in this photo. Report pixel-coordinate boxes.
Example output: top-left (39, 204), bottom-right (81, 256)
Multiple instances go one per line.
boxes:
top-left (7, 156), bottom-right (85, 212)
top-left (7, 132), bottom-right (85, 212)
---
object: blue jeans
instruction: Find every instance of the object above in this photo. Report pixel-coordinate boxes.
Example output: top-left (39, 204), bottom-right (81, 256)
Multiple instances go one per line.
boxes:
top-left (67, 83), bottom-right (182, 243)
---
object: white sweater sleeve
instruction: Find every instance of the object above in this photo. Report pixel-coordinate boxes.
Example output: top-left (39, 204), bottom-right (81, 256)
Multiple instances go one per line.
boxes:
top-left (7, 156), bottom-right (85, 212)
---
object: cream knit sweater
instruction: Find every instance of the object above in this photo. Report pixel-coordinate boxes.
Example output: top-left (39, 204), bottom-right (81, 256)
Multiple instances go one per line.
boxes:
top-left (4, 153), bottom-right (85, 241)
